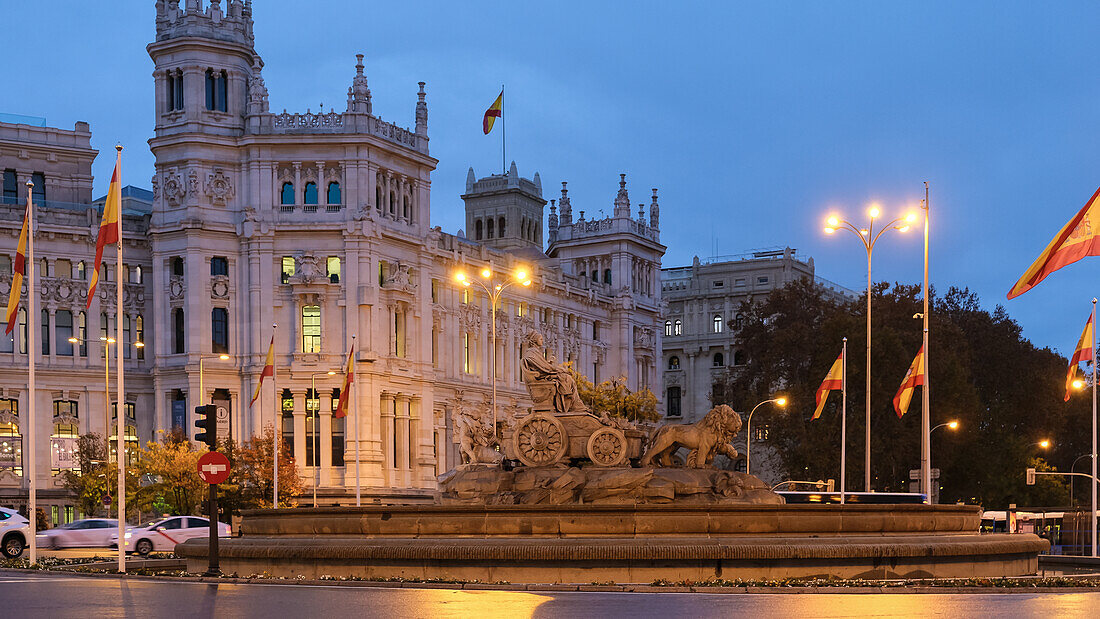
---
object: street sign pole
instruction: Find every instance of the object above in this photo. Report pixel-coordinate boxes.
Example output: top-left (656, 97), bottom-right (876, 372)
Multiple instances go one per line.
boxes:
top-left (206, 480), bottom-right (219, 577)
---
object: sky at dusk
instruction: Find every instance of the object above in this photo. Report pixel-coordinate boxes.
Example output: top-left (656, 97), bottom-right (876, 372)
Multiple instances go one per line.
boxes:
top-left (4, 1), bottom-right (1099, 356)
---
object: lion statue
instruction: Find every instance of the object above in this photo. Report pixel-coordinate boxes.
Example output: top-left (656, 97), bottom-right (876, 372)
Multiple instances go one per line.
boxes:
top-left (640, 405), bottom-right (743, 468)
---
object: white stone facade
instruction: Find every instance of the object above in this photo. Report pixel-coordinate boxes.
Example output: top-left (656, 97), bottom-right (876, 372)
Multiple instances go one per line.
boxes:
top-left (0, 0), bottom-right (666, 513)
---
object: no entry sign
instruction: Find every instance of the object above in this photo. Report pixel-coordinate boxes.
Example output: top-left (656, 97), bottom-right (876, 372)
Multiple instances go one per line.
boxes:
top-left (196, 451), bottom-right (231, 485)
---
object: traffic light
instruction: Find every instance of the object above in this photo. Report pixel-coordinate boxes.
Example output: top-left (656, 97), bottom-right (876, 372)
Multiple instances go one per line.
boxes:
top-left (194, 404), bottom-right (218, 448)
top-left (1025, 468), bottom-right (1036, 486)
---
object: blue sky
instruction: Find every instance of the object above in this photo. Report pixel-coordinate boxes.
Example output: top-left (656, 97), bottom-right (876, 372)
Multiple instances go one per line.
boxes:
top-left (4, 1), bottom-right (1099, 355)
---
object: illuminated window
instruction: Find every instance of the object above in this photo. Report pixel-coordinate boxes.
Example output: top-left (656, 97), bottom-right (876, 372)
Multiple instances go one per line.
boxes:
top-left (281, 389), bottom-right (294, 456)
top-left (281, 256), bottom-right (295, 284)
top-left (673, 319), bottom-right (682, 336)
top-left (331, 389), bottom-right (345, 466)
top-left (0, 399), bottom-right (21, 476)
top-left (302, 305), bottom-right (321, 353)
top-left (327, 256), bottom-right (341, 283)
top-left (668, 356), bottom-right (680, 370)
top-left (664, 320), bottom-right (672, 336)
top-left (462, 332), bottom-right (471, 374)
top-left (713, 315), bottom-right (723, 333)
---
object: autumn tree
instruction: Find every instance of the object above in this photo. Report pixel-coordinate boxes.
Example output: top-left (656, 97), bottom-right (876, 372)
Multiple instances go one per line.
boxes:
top-left (135, 433), bottom-right (206, 516)
top-left (221, 426), bottom-right (302, 510)
top-left (569, 368), bottom-right (659, 423)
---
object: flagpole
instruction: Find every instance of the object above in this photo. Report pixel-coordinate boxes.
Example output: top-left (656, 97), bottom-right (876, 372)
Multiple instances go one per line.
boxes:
top-left (1091, 297), bottom-right (1097, 558)
top-left (841, 337), bottom-right (847, 506)
top-left (25, 180), bottom-right (37, 565)
top-left (114, 145), bottom-right (125, 574)
top-left (272, 322), bottom-right (278, 508)
top-left (352, 334), bottom-right (360, 507)
top-left (921, 181), bottom-right (932, 502)
top-left (501, 84), bottom-right (506, 175)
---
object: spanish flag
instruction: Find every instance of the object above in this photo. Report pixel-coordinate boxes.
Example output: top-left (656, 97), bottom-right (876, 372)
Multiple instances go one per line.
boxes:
top-left (334, 344), bottom-right (355, 419)
top-left (86, 151), bottom-right (121, 309)
top-left (893, 345), bottom-right (925, 418)
top-left (4, 201), bottom-right (29, 335)
top-left (482, 90), bottom-right (503, 135)
top-left (251, 334), bottom-right (275, 405)
top-left (813, 350), bottom-right (845, 420)
top-left (1064, 314), bottom-right (1093, 402)
top-left (1008, 187), bottom-right (1100, 299)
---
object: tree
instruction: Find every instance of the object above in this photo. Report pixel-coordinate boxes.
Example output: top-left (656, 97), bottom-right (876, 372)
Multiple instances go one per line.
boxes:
top-left (711, 279), bottom-right (1089, 509)
top-left (135, 433), bottom-right (206, 516)
top-left (222, 426), bottom-right (303, 510)
top-left (571, 368), bottom-right (660, 423)
top-left (62, 433), bottom-right (110, 518)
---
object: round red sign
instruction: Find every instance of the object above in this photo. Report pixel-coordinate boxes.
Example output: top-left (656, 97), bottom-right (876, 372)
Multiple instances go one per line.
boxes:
top-left (196, 451), bottom-right (232, 485)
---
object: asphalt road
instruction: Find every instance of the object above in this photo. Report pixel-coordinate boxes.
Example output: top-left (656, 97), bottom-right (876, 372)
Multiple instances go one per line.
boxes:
top-left (4, 572), bottom-right (1100, 618)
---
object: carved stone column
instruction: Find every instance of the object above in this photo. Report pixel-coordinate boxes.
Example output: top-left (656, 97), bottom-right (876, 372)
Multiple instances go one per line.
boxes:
top-left (292, 390), bottom-right (306, 469)
top-left (320, 391), bottom-right (333, 485)
top-left (395, 394), bottom-right (410, 470)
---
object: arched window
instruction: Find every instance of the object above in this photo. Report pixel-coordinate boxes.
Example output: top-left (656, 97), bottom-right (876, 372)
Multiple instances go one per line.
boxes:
top-left (498, 217), bottom-right (506, 237)
top-left (667, 387), bottom-right (682, 418)
top-left (668, 356), bottom-right (680, 370)
top-left (673, 319), bottom-right (682, 336)
top-left (475, 220), bottom-right (484, 240)
top-left (713, 352), bottom-right (725, 367)
top-left (486, 218), bottom-right (495, 239)
top-left (303, 182), bottom-right (318, 205)
top-left (664, 320), bottom-right (672, 336)
top-left (327, 182), bottom-right (341, 205)
top-left (734, 350), bottom-right (747, 366)
top-left (735, 313), bottom-right (745, 331)
top-left (713, 314), bottom-right (724, 333)
top-left (281, 182), bottom-right (294, 205)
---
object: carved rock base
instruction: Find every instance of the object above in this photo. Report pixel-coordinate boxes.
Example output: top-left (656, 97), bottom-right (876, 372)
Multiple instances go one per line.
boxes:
top-left (437, 465), bottom-right (783, 505)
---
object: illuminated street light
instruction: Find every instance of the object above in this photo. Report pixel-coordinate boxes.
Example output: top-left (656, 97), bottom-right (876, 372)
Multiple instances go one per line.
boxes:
top-left (822, 205), bottom-right (914, 492)
top-left (745, 396), bottom-right (787, 476)
top-left (453, 266), bottom-right (534, 435)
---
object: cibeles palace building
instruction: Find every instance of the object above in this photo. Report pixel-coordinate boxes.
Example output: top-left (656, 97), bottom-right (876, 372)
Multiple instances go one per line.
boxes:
top-left (0, 0), bottom-right (665, 517)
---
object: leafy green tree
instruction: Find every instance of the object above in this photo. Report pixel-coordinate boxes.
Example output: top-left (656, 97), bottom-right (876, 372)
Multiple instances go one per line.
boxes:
top-left (571, 368), bottom-right (660, 422)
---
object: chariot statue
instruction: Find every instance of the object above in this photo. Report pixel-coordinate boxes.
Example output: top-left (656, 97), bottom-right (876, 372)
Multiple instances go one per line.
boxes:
top-left (503, 331), bottom-right (646, 468)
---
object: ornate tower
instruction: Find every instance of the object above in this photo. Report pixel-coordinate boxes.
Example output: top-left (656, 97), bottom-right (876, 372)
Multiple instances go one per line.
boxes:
top-left (462, 162), bottom-right (547, 253)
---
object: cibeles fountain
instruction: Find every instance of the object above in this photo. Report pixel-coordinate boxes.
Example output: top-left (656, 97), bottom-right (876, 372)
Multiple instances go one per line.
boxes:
top-left (180, 330), bottom-right (1048, 583)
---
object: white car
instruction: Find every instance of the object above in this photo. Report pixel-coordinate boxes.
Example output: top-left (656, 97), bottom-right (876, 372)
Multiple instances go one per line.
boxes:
top-left (1, 506), bottom-right (32, 559)
top-left (110, 516), bottom-right (230, 556)
top-left (36, 518), bottom-right (120, 549)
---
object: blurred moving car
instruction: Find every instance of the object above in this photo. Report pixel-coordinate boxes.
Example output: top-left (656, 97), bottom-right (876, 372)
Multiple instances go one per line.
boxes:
top-left (0, 506), bottom-right (32, 559)
top-left (109, 516), bottom-right (230, 556)
top-left (36, 518), bottom-right (120, 549)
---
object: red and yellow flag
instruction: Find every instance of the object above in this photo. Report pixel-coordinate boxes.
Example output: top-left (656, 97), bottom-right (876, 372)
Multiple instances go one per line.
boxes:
top-left (86, 151), bottom-right (121, 309)
top-left (4, 202), bottom-right (29, 335)
top-left (251, 334), bottom-right (275, 405)
top-left (334, 345), bottom-right (355, 419)
top-left (893, 345), bottom-right (926, 418)
top-left (813, 351), bottom-right (844, 420)
top-left (1064, 314), bottom-right (1094, 402)
top-left (1008, 186), bottom-right (1100, 299)
top-left (482, 90), bottom-right (503, 135)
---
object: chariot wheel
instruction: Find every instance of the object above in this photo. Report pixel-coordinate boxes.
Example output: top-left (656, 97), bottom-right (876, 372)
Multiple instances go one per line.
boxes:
top-left (512, 413), bottom-right (567, 467)
top-left (586, 426), bottom-right (628, 467)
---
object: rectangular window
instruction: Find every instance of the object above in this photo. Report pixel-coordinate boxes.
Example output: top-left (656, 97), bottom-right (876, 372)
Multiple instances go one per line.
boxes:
top-left (757, 276), bottom-right (769, 285)
top-left (331, 390), bottom-right (345, 466)
top-left (281, 257), bottom-right (294, 284)
top-left (135, 315), bottom-right (144, 360)
top-left (76, 261), bottom-right (86, 280)
top-left (56, 310), bottom-right (73, 356)
top-left (0, 255), bottom-right (10, 275)
top-left (56, 259), bottom-right (71, 279)
top-left (123, 314), bottom-right (132, 359)
top-left (53, 400), bottom-right (78, 418)
top-left (462, 332), bottom-right (471, 374)
top-left (0, 317), bottom-right (12, 353)
top-left (173, 308), bottom-right (185, 354)
top-left (77, 312), bottom-right (86, 357)
top-left (713, 280), bottom-right (724, 288)
top-left (667, 386), bottom-right (682, 418)
top-left (31, 173), bottom-right (45, 203)
top-left (100, 312), bottom-right (110, 358)
top-left (306, 389), bottom-right (319, 467)
top-left (462, 288), bottom-right (469, 305)
top-left (0, 399), bottom-right (19, 475)
top-left (2, 169), bottom-right (17, 202)
top-left (18, 309), bottom-right (26, 354)
top-left (41, 309), bottom-right (50, 355)
top-left (326, 256), bottom-right (340, 284)
top-left (394, 310), bottom-right (406, 358)
top-left (211, 307), bottom-right (229, 354)
top-left (378, 261), bottom-right (387, 287)
top-left (735, 278), bottom-right (746, 287)
top-left (430, 279), bottom-right (439, 303)
top-left (211, 256), bottom-right (228, 276)
top-left (431, 327), bottom-right (438, 367)
top-left (302, 305), bottom-right (321, 353)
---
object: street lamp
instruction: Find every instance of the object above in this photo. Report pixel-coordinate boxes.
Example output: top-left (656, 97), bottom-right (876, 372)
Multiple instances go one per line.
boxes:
top-left (1036, 439), bottom-right (1051, 450)
top-left (1070, 452), bottom-right (1094, 508)
top-left (824, 204), bottom-right (916, 491)
top-left (310, 370), bottom-right (337, 508)
top-left (198, 354), bottom-right (231, 407)
top-left (454, 266), bottom-right (532, 435)
top-left (931, 420), bottom-right (959, 434)
top-left (745, 396), bottom-right (786, 476)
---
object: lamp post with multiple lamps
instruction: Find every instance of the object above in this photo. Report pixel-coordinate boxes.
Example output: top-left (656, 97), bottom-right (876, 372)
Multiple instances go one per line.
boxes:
top-left (454, 267), bottom-right (532, 435)
top-left (825, 205), bottom-right (916, 492)
top-left (310, 370), bottom-right (336, 507)
top-left (67, 335), bottom-right (143, 516)
top-left (744, 396), bottom-right (786, 477)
